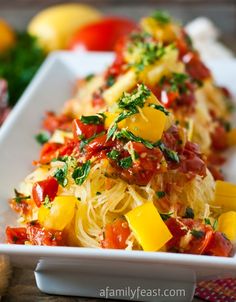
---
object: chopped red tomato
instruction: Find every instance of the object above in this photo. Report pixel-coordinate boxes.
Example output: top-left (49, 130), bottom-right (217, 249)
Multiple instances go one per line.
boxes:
top-left (42, 112), bottom-right (72, 133)
top-left (9, 196), bottom-right (33, 216)
top-left (85, 134), bottom-right (115, 159)
top-left (68, 17), bottom-right (138, 52)
top-left (207, 164), bottom-right (224, 181)
top-left (40, 142), bottom-right (62, 164)
top-left (165, 218), bottom-right (233, 257)
top-left (183, 52), bottom-right (211, 81)
top-left (6, 226), bottom-right (27, 244)
top-left (101, 219), bottom-right (131, 249)
top-left (211, 125), bottom-right (228, 151)
top-left (32, 177), bottom-right (58, 207)
top-left (204, 232), bottom-right (233, 257)
top-left (26, 223), bottom-right (63, 246)
top-left (117, 142), bottom-right (163, 186)
top-left (92, 94), bottom-right (106, 108)
top-left (72, 119), bottom-right (104, 140)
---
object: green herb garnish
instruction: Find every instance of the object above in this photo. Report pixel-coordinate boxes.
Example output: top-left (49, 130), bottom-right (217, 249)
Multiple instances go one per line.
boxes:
top-left (106, 75), bottom-right (115, 87)
top-left (183, 207), bottom-right (194, 219)
top-left (119, 156), bottom-right (133, 169)
top-left (43, 195), bottom-right (52, 209)
top-left (35, 131), bottom-right (50, 145)
top-left (80, 113), bottom-right (105, 125)
top-left (156, 191), bottom-right (166, 198)
top-left (157, 141), bottom-right (179, 163)
top-left (72, 161), bottom-right (91, 185)
top-left (190, 229), bottom-right (205, 239)
top-left (107, 149), bottom-right (120, 160)
top-left (152, 10), bottom-right (171, 24)
top-left (85, 74), bottom-right (94, 81)
top-left (149, 103), bottom-right (169, 116)
top-left (13, 189), bottom-right (30, 203)
top-left (204, 218), bottom-right (218, 231)
top-left (96, 192), bottom-right (101, 196)
top-left (116, 129), bottom-right (154, 149)
top-left (54, 165), bottom-right (68, 187)
top-left (160, 212), bottom-right (173, 221)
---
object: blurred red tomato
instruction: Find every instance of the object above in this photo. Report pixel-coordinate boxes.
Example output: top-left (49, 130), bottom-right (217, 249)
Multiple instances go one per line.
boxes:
top-left (68, 17), bottom-right (138, 51)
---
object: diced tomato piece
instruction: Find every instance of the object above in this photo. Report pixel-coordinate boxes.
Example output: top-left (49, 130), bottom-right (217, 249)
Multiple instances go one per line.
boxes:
top-left (26, 223), bottom-right (63, 246)
top-left (40, 142), bottom-right (62, 164)
top-left (207, 164), bottom-right (224, 181)
top-left (92, 95), bottom-right (106, 108)
top-left (101, 219), bottom-right (131, 249)
top-left (165, 218), bottom-right (222, 256)
top-left (183, 52), bottom-right (211, 81)
top-left (204, 232), bottom-right (233, 257)
top-left (85, 134), bottom-right (115, 159)
top-left (6, 226), bottom-right (27, 244)
top-left (211, 125), bottom-right (228, 151)
top-left (72, 119), bottom-right (104, 140)
top-left (32, 177), bottom-right (58, 207)
top-left (9, 196), bottom-right (33, 216)
top-left (42, 112), bottom-right (72, 133)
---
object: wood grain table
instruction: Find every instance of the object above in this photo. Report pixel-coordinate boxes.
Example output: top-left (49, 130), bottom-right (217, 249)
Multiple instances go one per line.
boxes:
top-left (0, 1), bottom-right (235, 301)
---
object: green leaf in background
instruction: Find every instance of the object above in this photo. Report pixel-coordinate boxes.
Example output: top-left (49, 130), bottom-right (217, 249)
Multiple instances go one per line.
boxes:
top-left (0, 32), bottom-right (45, 107)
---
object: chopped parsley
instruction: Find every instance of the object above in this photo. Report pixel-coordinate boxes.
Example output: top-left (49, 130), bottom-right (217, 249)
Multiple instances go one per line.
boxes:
top-left (204, 218), bottom-right (218, 231)
top-left (133, 43), bottom-right (165, 72)
top-left (72, 161), bottom-right (91, 185)
top-left (96, 192), bottom-right (101, 196)
top-left (119, 156), bottom-right (133, 169)
top-left (80, 113), bottom-right (105, 125)
top-left (13, 189), bottom-right (30, 203)
top-left (152, 10), bottom-right (171, 24)
top-left (106, 75), bottom-right (115, 87)
top-left (160, 212), bottom-right (173, 221)
top-left (157, 141), bottom-right (179, 163)
top-left (170, 73), bottom-right (189, 93)
top-left (191, 229), bottom-right (205, 239)
top-left (149, 103), bottom-right (169, 116)
top-left (156, 191), bottom-right (166, 199)
top-left (107, 149), bottom-right (120, 160)
top-left (107, 84), bottom-right (151, 141)
top-left (54, 165), bottom-right (68, 187)
top-left (116, 129), bottom-right (154, 149)
top-left (85, 73), bottom-right (94, 81)
top-left (43, 195), bottom-right (52, 209)
top-left (35, 131), bottom-right (50, 145)
top-left (183, 207), bottom-right (194, 219)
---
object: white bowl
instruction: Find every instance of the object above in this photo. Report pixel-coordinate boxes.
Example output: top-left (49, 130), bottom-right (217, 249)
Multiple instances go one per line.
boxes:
top-left (0, 52), bottom-right (236, 301)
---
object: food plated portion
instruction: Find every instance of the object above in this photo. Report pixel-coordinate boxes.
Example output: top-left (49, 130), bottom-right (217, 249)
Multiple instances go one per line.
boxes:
top-left (5, 12), bottom-right (236, 257)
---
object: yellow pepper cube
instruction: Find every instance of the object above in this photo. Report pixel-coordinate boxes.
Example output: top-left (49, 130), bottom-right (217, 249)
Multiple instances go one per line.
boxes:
top-left (125, 202), bottom-right (172, 251)
top-left (214, 181), bottom-right (236, 211)
top-left (218, 211), bottom-right (236, 242)
top-left (104, 111), bottom-right (126, 130)
top-left (39, 195), bottom-right (77, 231)
top-left (123, 106), bottom-right (167, 142)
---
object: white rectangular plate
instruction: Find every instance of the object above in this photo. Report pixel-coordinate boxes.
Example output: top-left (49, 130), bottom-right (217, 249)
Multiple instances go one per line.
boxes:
top-left (0, 52), bottom-right (236, 300)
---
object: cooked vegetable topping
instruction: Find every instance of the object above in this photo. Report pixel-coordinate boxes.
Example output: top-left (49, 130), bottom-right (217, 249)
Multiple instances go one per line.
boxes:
top-left (72, 161), bottom-right (91, 185)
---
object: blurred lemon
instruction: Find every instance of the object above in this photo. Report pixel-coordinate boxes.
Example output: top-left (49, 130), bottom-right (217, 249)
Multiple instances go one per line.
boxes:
top-left (0, 19), bottom-right (15, 53)
top-left (28, 3), bottom-right (102, 52)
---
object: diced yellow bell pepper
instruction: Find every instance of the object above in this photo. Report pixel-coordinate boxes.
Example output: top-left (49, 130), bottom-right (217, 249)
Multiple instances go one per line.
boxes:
top-left (125, 202), bottom-right (172, 251)
top-left (218, 211), bottom-right (236, 241)
top-left (214, 181), bottom-right (236, 211)
top-left (38, 195), bottom-right (77, 230)
top-left (227, 128), bottom-right (236, 147)
top-left (104, 112), bottom-right (126, 130)
top-left (50, 130), bottom-right (73, 144)
top-left (123, 106), bottom-right (167, 142)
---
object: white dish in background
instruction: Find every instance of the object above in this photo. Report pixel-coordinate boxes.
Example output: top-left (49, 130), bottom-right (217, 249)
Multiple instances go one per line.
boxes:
top-left (0, 52), bottom-right (236, 301)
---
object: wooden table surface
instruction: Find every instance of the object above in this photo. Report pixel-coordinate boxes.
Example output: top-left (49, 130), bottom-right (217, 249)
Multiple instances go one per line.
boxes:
top-left (0, 1), bottom-right (235, 301)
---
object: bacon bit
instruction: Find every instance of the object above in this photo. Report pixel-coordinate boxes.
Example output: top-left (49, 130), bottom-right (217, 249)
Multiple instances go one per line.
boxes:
top-left (211, 125), bottom-right (228, 151)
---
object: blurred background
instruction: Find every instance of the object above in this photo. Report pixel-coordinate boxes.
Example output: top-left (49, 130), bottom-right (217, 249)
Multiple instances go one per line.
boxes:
top-left (0, 0), bottom-right (235, 124)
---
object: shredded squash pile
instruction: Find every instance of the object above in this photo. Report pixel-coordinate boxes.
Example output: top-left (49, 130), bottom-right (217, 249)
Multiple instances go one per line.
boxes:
top-left (6, 11), bottom-right (236, 257)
